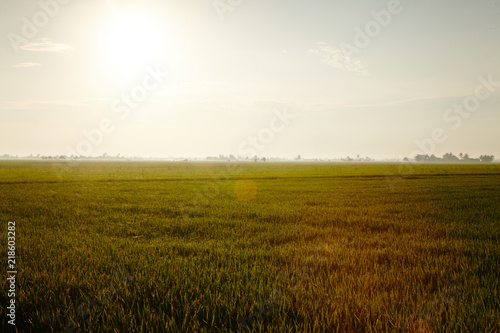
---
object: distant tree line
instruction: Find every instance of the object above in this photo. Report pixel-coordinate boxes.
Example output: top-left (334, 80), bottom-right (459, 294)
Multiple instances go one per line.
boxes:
top-left (205, 154), bottom-right (268, 162)
top-left (0, 153), bottom-right (133, 160)
top-left (340, 155), bottom-right (373, 162)
top-left (410, 153), bottom-right (494, 163)
top-left (0, 152), bottom-right (496, 163)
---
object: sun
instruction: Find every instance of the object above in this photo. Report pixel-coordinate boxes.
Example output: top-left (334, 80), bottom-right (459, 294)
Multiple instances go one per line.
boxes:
top-left (100, 6), bottom-right (168, 77)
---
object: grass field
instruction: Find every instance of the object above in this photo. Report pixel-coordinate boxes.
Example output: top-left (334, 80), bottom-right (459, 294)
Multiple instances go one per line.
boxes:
top-left (0, 161), bottom-right (499, 332)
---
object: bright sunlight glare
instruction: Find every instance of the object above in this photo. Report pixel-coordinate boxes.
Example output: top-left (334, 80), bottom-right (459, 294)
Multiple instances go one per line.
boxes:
top-left (100, 7), bottom-right (166, 77)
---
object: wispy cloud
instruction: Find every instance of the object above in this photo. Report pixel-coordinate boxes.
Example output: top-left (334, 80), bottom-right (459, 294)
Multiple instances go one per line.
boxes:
top-left (303, 91), bottom-right (500, 116)
top-left (20, 38), bottom-right (73, 52)
top-left (11, 62), bottom-right (41, 68)
top-left (0, 100), bottom-right (87, 111)
top-left (309, 42), bottom-right (368, 76)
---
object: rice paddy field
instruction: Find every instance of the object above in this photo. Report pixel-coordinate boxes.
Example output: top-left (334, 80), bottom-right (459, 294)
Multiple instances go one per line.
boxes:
top-left (0, 160), bottom-right (499, 332)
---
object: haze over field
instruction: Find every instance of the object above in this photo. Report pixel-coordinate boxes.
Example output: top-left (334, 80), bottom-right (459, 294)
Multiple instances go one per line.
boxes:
top-left (1, 0), bottom-right (499, 159)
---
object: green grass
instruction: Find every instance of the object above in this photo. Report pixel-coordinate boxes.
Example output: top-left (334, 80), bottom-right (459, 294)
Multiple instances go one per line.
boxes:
top-left (0, 161), bottom-right (499, 332)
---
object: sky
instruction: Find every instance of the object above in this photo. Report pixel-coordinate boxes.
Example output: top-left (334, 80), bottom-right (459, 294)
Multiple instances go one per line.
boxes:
top-left (0, 0), bottom-right (499, 159)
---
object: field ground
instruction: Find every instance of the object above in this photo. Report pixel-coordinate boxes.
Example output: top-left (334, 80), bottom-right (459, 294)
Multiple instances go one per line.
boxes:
top-left (0, 161), bottom-right (499, 332)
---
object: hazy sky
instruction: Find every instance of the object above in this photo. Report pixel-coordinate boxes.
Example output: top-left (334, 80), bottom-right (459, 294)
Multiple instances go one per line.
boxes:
top-left (1, 0), bottom-right (499, 159)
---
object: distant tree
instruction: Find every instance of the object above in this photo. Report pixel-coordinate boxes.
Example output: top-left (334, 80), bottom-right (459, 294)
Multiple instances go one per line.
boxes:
top-left (295, 155), bottom-right (301, 161)
top-left (442, 153), bottom-right (459, 162)
top-left (428, 154), bottom-right (439, 162)
top-left (415, 154), bottom-right (427, 162)
top-left (480, 155), bottom-right (494, 163)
